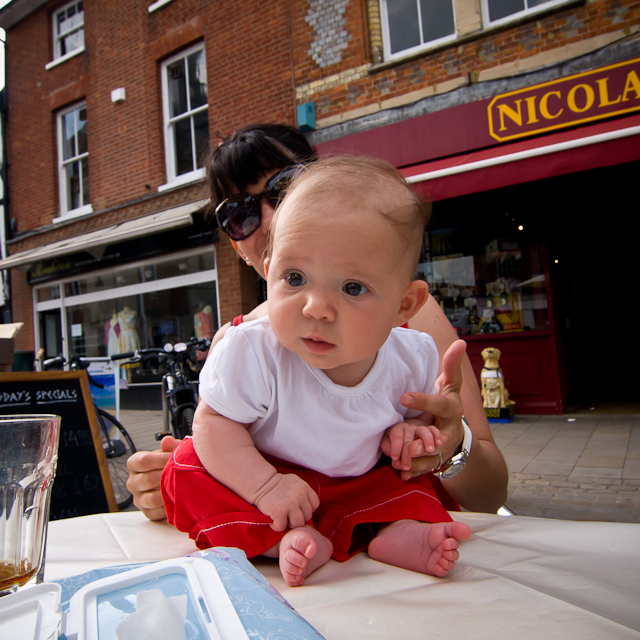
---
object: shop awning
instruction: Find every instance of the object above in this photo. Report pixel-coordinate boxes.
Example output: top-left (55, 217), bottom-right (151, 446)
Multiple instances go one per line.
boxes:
top-left (0, 199), bottom-right (209, 271)
top-left (402, 114), bottom-right (640, 201)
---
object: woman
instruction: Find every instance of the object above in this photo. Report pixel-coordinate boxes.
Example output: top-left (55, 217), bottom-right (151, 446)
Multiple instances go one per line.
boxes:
top-left (126, 123), bottom-right (508, 521)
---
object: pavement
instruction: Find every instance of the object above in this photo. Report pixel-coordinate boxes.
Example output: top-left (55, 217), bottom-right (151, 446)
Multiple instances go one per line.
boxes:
top-left (492, 405), bottom-right (640, 523)
top-left (119, 404), bottom-right (640, 523)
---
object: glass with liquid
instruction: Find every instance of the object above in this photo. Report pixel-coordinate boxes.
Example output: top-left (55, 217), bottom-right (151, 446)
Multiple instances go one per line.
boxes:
top-left (0, 415), bottom-right (60, 595)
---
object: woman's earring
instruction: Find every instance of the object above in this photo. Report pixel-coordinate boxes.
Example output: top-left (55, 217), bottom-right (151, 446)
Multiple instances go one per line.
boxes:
top-left (231, 239), bottom-right (251, 266)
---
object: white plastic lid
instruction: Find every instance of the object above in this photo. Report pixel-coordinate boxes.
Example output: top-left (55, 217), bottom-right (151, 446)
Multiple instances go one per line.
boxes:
top-left (66, 557), bottom-right (249, 640)
top-left (0, 583), bottom-right (62, 640)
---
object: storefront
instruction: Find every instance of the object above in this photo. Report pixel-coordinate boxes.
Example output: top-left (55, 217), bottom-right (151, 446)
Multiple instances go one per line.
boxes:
top-left (33, 247), bottom-right (218, 360)
top-left (3, 206), bottom-right (220, 406)
top-left (316, 56), bottom-right (640, 413)
top-left (417, 193), bottom-right (558, 414)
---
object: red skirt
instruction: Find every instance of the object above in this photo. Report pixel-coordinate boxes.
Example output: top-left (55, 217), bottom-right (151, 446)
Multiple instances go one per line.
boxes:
top-left (162, 437), bottom-right (458, 562)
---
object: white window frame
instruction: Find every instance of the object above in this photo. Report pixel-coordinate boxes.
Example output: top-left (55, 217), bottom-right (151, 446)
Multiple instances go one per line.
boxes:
top-left (380, 0), bottom-right (457, 62)
top-left (148, 0), bottom-right (175, 13)
top-left (160, 42), bottom-right (209, 190)
top-left (52, 0), bottom-right (85, 62)
top-left (56, 102), bottom-right (92, 222)
top-left (481, 0), bottom-right (573, 28)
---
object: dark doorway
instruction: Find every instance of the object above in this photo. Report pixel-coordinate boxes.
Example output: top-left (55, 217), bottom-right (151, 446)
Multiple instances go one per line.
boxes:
top-left (431, 158), bottom-right (638, 411)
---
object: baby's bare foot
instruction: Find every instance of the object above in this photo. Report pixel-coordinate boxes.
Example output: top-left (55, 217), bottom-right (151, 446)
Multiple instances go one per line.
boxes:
top-left (368, 520), bottom-right (471, 577)
top-left (278, 525), bottom-right (333, 587)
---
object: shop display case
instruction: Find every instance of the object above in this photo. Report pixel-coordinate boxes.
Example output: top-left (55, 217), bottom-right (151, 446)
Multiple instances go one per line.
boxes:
top-left (419, 231), bottom-right (562, 413)
top-left (32, 249), bottom-right (219, 393)
top-left (419, 238), bottom-right (548, 338)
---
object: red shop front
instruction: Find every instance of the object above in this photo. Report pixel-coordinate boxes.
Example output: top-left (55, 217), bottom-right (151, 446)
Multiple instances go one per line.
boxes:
top-left (316, 57), bottom-right (640, 413)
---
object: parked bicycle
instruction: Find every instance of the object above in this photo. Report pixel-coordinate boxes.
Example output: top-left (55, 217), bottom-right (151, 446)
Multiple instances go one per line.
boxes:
top-left (111, 337), bottom-right (210, 441)
top-left (41, 354), bottom-right (136, 510)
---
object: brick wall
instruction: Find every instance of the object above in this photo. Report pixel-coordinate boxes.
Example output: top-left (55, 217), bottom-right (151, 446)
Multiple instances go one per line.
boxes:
top-left (3, 0), bottom-right (299, 349)
top-left (290, 0), bottom-right (640, 128)
top-left (215, 238), bottom-right (259, 326)
top-left (4, 0), bottom-right (300, 236)
top-left (4, 0), bottom-right (639, 352)
top-left (5, 9), bottom-right (63, 231)
top-left (6, 0), bottom-right (639, 241)
top-left (8, 269), bottom-right (34, 351)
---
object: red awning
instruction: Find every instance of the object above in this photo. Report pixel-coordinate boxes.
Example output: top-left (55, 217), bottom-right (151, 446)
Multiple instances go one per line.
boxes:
top-left (401, 113), bottom-right (640, 201)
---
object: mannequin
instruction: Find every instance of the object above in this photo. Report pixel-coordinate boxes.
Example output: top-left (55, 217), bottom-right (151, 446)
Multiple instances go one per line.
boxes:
top-left (117, 304), bottom-right (140, 353)
top-left (104, 311), bottom-right (121, 356)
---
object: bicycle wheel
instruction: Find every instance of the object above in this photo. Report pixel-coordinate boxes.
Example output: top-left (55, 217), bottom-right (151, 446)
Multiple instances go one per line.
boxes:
top-left (97, 408), bottom-right (136, 510)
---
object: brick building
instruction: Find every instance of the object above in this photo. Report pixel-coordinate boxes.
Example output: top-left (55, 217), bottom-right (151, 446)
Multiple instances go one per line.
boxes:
top-left (0, 0), bottom-right (638, 412)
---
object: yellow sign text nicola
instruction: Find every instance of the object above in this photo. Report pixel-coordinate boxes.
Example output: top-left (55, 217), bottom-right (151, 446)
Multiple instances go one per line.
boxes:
top-left (488, 57), bottom-right (640, 142)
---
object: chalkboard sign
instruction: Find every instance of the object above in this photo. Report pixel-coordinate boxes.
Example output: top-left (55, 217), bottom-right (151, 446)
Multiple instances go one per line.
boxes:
top-left (0, 371), bottom-right (118, 520)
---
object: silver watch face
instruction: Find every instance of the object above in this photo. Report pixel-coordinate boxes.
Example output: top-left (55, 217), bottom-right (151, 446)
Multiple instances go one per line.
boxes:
top-left (439, 453), bottom-right (468, 479)
top-left (433, 418), bottom-right (471, 479)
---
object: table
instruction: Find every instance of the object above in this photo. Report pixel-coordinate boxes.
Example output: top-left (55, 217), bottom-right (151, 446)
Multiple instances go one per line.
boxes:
top-left (46, 511), bottom-right (640, 639)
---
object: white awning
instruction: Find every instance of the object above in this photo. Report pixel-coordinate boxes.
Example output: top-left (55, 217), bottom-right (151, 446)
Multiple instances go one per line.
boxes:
top-left (0, 199), bottom-right (209, 271)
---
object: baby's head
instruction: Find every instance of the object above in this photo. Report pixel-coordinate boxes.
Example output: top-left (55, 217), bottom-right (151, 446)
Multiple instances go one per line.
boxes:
top-left (264, 156), bottom-right (431, 384)
top-left (267, 155), bottom-right (430, 282)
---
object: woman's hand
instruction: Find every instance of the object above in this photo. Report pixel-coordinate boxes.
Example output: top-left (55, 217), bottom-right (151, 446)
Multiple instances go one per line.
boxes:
top-left (406, 299), bottom-right (508, 512)
top-left (381, 421), bottom-right (442, 473)
top-left (126, 436), bottom-right (181, 521)
top-left (126, 322), bottom-right (236, 521)
top-left (397, 340), bottom-right (467, 480)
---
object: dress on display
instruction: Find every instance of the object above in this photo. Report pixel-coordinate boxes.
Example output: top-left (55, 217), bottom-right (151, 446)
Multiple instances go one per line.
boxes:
top-left (104, 313), bottom-right (121, 356)
top-left (117, 306), bottom-right (140, 353)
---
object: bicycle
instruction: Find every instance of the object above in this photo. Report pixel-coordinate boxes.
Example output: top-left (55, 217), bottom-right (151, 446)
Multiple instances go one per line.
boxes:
top-left (41, 354), bottom-right (136, 510)
top-left (111, 337), bottom-right (210, 441)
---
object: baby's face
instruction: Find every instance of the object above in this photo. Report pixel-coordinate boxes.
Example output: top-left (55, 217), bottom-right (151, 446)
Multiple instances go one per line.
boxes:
top-left (266, 191), bottom-right (411, 386)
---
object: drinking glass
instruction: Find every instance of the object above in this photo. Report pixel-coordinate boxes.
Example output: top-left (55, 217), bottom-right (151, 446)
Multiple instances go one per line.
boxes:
top-left (0, 415), bottom-right (60, 595)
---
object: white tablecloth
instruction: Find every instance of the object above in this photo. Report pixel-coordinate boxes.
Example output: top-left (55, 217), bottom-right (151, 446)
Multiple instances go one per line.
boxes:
top-left (45, 511), bottom-right (640, 639)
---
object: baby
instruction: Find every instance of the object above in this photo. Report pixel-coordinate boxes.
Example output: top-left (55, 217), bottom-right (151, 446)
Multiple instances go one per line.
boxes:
top-left (162, 156), bottom-right (471, 586)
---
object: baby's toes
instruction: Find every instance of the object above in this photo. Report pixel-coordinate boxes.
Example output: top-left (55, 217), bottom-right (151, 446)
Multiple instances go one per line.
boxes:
top-left (442, 547), bottom-right (459, 563)
top-left (284, 548), bottom-right (308, 570)
top-left (281, 552), bottom-right (308, 586)
top-left (442, 536), bottom-right (460, 552)
top-left (284, 571), bottom-right (306, 587)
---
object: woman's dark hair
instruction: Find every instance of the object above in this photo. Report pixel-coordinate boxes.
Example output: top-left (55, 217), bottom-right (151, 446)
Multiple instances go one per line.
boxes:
top-left (205, 124), bottom-right (317, 208)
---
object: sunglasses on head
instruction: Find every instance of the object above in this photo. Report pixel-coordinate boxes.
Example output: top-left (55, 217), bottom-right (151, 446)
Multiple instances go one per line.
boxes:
top-left (214, 164), bottom-right (305, 241)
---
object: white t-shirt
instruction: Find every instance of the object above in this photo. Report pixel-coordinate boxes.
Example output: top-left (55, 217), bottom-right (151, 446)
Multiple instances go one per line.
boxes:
top-left (198, 316), bottom-right (439, 477)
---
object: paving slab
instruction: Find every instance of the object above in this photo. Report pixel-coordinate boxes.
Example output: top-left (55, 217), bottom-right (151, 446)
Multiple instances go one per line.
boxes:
top-left (623, 459), bottom-right (640, 479)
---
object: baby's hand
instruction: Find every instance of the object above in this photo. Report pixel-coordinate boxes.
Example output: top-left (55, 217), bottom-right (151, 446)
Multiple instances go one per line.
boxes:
top-left (254, 473), bottom-right (320, 532)
top-left (381, 421), bottom-right (442, 472)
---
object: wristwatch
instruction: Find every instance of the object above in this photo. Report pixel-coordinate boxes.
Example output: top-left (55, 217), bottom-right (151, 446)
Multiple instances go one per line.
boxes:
top-left (432, 417), bottom-right (472, 479)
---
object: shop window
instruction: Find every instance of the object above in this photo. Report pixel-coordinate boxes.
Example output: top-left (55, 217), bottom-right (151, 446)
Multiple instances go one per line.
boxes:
top-left (57, 102), bottom-right (92, 219)
top-left (419, 229), bottom-right (548, 338)
top-left (34, 249), bottom-right (218, 382)
top-left (40, 310), bottom-right (64, 359)
top-left (65, 284), bottom-right (217, 358)
top-left (53, 1), bottom-right (84, 61)
top-left (380, 0), bottom-right (456, 60)
top-left (62, 252), bottom-right (213, 297)
top-left (160, 43), bottom-right (210, 189)
top-left (481, 0), bottom-right (571, 26)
